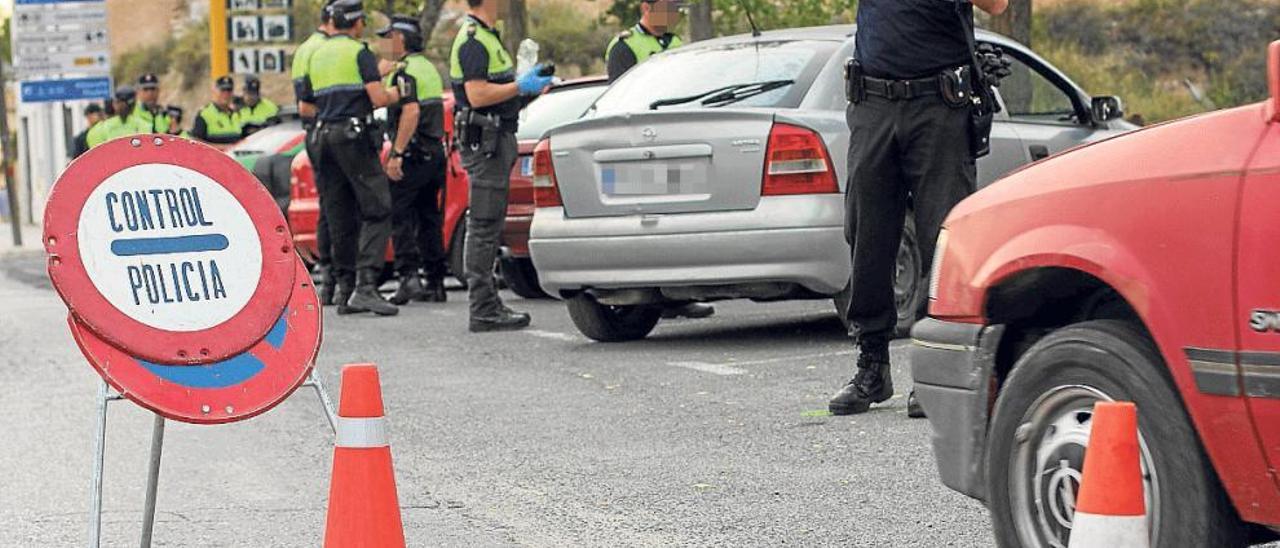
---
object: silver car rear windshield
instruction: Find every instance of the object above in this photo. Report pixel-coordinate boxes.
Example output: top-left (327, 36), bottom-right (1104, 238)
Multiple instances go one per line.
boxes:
top-left (592, 40), bottom-right (836, 115)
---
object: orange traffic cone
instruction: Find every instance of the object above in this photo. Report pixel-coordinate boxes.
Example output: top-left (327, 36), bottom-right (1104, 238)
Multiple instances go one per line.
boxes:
top-left (1068, 401), bottom-right (1149, 548)
top-left (323, 364), bottom-right (406, 548)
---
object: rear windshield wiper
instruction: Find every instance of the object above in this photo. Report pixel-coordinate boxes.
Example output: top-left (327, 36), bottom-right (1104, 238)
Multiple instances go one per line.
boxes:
top-left (648, 80), bottom-right (795, 110)
top-left (702, 79), bottom-right (795, 108)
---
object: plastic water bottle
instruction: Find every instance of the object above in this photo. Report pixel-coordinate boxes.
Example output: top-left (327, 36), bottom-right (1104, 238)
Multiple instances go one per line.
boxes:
top-left (516, 39), bottom-right (540, 75)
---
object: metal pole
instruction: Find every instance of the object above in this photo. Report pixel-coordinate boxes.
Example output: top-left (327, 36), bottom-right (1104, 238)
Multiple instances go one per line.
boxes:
top-left (88, 380), bottom-right (110, 548)
top-left (305, 371), bottom-right (339, 435)
top-left (138, 415), bottom-right (165, 548)
top-left (0, 60), bottom-right (20, 247)
top-left (209, 0), bottom-right (230, 79)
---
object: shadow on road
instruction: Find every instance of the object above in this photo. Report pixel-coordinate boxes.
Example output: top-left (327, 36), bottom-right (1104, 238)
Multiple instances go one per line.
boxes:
top-left (0, 252), bottom-right (50, 290)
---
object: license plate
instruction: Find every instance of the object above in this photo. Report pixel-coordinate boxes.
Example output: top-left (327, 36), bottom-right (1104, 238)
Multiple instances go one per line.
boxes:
top-left (520, 156), bottom-right (534, 177)
top-left (598, 162), bottom-right (709, 196)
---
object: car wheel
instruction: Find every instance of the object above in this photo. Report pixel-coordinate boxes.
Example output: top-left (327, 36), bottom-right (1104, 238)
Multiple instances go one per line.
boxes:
top-left (566, 295), bottom-right (661, 342)
top-left (893, 217), bottom-right (925, 337)
top-left (986, 320), bottom-right (1245, 548)
top-left (448, 214), bottom-right (468, 289)
top-left (831, 217), bottom-right (924, 338)
top-left (501, 256), bottom-right (549, 299)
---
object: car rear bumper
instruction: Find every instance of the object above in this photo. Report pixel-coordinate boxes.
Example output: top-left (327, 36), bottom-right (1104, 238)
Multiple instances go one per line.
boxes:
top-left (909, 317), bottom-right (1005, 502)
top-left (529, 196), bottom-right (849, 297)
top-left (502, 213), bottom-right (532, 258)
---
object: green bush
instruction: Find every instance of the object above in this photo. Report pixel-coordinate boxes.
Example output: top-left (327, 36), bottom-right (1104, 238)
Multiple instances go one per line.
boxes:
top-left (113, 41), bottom-right (172, 86)
top-left (530, 0), bottom-right (615, 74)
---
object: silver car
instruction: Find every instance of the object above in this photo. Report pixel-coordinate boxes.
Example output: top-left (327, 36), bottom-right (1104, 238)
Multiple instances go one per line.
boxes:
top-left (530, 25), bottom-right (1135, 342)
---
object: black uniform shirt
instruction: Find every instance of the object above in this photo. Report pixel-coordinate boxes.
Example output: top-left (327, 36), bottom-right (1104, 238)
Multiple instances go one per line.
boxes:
top-left (312, 40), bottom-right (382, 121)
top-left (855, 0), bottom-right (973, 80)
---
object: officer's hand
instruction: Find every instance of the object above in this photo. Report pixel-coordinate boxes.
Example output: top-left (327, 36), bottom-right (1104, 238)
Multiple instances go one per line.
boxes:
top-left (385, 156), bottom-right (404, 182)
top-left (975, 43), bottom-right (1013, 86)
top-left (378, 58), bottom-right (397, 77)
top-left (517, 65), bottom-right (555, 96)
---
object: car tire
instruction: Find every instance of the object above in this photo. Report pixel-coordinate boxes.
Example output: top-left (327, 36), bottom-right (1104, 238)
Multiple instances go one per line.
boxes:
top-left (832, 216), bottom-right (925, 338)
top-left (501, 256), bottom-right (549, 299)
top-left (566, 295), bottom-right (661, 343)
top-left (986, 320), bottom-right (1246, 548)
top-left (448, 214), bottom-right (468, 289)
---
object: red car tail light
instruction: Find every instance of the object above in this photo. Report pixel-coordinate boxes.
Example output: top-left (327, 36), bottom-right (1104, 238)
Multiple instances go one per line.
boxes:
top-left (762, 123), bottom-right (839, 196)
top-left (532, 138), bottom-right (562, 208)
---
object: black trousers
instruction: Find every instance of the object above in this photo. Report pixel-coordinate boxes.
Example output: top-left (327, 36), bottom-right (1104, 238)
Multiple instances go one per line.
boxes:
top-left (845, 94), bottom-right (976, 345)
top-left (315, 124), bottom-right (393, 285)
top-left (391, 146), bottom-right (448, 278)
top-left (306, 128), bottom-right (333, 268)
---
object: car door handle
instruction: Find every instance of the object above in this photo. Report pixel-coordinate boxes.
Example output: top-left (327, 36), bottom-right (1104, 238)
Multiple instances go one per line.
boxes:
top-left (1029, 145), bottom-right (1051, 161)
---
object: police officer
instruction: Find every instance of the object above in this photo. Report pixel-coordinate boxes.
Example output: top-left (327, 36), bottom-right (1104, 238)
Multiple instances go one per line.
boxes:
top-left (133, 73), bottom-right (175, 135)
top-left (605, 0), bottom-right (683, 82)
top-left (191, 76), bottom-right (245, 145)
top-left (829, 0), bottom-right (1009, 417)
top-left (379, 15), bottom-right (449, 305)
top-left (451, 0), bottom-right (554, 332)
top-left (70, 103), bottom-right (105, 158)
top-left (292, 4), bottom-right (337, 305)
top-left (237, 75), bottom-right (282, 134)
top-left (604, 0), bottom-right (716, 321)
top-left (307, 0), bottom-right (401, 317)
top-left (86, 86), bottom-right (147, 148)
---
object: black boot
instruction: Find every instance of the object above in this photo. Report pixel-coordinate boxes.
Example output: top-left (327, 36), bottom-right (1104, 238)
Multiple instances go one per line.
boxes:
top-left (470, 308), bottom-right (531, 332)
top-left (661, 302), bottom-right (716, 319)
top-left (389, 273), bottom-right (426, 305)
top-left (906, 389), bottom-right (926, 419)
top-left (829, 343), bottom-right (893, 415)
top-left (420, 276), bottom-right (447, 303)
top-left (318, 265), bottom-right (336, 307)
top-left (343, 272), bottom-right (399, 316)
top-left (334, 284), bottom-right (358, 315)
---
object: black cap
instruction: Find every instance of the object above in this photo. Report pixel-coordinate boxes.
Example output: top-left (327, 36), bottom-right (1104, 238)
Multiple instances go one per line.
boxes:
top-left (244, 74), bottom-right (261, 93)
top-left (325, 0), bottom-right (364, 28)
top-left (84, 103), bottom-right (104, 116)
top-left (376, 14), bottom-right (420, 38)
top-left (216, 75), bottom-right (235, 91)
top-left (114, 85), bottom-right (136, 102)
top-left (137, 73), bottom-right (159, 89)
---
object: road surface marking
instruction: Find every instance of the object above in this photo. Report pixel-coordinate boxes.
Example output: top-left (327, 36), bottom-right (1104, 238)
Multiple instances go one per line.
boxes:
top-left (524, 329), bottom-right (581, 343)
top-left (668, 361), bottom-right (748, 376)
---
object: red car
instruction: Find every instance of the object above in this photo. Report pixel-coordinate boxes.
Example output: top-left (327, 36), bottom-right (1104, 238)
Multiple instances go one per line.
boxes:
top-left (289, 95), bottom-right (471, 282)
top-left (501, 76), bottom-right (609, 298)
top-left (912, 43), bottom-right (1280, 546)
top-left (291, 80), bottom-right (608, 288)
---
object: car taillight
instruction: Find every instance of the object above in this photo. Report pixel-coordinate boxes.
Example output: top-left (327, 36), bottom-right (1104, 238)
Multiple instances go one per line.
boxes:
top-left (532, 138), bottom-right (562, 207)
top-left (762, 123), bottom-right (839, 196)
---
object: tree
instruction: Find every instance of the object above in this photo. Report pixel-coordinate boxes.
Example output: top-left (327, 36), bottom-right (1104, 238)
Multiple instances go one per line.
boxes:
top-left (989, 0), bottom-right (1032, 46)
top-left (418, 0), bottom-right (448, 45)
top-left (504, 0), bottom-right (530, 57)
top-left (688, 0), bottom-right (714, 42)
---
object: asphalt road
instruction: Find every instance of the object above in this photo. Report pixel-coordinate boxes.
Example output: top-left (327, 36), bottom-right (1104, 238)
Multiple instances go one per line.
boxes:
top-left (0, 251), bottom-right (993, 547)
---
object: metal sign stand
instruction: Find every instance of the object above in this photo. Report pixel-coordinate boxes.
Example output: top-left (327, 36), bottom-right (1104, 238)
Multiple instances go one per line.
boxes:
top-left (86, 371), bottom-right (336, 548)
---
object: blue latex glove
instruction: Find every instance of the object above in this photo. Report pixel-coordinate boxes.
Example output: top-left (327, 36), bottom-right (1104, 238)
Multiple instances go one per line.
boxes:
top-left (517, 65), bottom-right (554, 96)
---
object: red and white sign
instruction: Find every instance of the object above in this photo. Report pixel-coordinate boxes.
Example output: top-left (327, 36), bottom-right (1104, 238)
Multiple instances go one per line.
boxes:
top-left (44, 136), bottom-right (296, 364)
top-left (44, 135), bottom-right (321, 424)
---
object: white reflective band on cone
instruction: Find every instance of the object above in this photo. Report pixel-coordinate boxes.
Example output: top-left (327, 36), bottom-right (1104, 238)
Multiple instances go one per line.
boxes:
top-left (335, 417), bottom-right (389, 448)
top-left (1067, 512), bottom-right (1149, 548)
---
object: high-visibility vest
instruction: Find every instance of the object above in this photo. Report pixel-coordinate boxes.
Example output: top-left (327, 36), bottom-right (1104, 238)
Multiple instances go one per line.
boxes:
top-left (607, 24), bottom-right (683, 66)
top-left (197, 103), bottom-right (243, 142)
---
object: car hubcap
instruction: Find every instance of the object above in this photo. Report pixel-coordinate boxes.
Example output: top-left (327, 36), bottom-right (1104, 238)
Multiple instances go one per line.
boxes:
top-left (1009, 385), bottom-right (1160, 548)
top-left (894, 236), bottom-right (920, 316)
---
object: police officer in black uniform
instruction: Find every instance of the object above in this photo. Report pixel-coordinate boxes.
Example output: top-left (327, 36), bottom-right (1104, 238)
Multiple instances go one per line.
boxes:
top-left (306, 0), bottom-right (401, 316)
top-left (829, 0), bottom-right (1010, 417)
top-left (450, 0), bottom-right (554, 332)
top-left (378, 15), bottom-right (450, 305)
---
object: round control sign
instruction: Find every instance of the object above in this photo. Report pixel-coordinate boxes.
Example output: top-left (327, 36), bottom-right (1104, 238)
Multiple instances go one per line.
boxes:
top-left (45, 136), bottom-right (296, 364)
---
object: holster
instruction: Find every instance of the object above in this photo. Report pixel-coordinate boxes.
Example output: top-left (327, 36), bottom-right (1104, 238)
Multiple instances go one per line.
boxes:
top-left (844, 59), bottom-right (866, 104)
top-left (454, 108), bottom-right (502, 158)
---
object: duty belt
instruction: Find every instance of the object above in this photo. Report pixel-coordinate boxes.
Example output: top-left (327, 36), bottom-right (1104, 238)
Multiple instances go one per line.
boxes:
top-left (863, 75), bottom-right (941, 101)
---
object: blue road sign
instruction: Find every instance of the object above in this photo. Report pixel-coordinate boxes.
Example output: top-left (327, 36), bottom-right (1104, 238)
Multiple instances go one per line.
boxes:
top-left (20, 77), bottom-right (112, 103)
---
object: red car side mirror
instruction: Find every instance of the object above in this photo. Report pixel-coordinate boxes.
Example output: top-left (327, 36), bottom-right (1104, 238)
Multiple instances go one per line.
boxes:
top-left (1268, 40), bottom-right (1280, 123)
